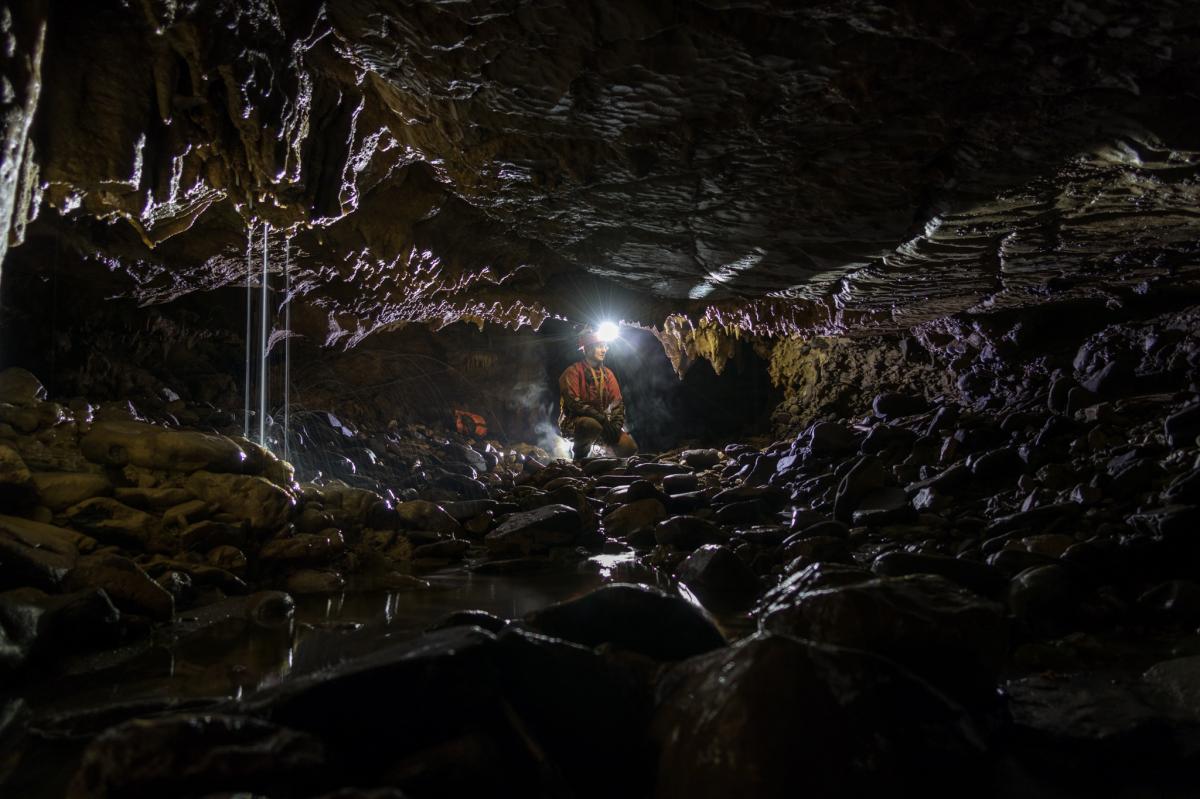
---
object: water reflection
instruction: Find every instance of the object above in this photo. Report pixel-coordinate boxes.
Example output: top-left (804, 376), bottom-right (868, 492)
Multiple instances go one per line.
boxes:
top-left (27, 556), bottom-right (666, 725)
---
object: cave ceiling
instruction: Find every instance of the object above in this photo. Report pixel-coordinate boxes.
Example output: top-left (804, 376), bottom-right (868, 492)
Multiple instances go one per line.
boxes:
top-left (7, 0), bottom-right (1200, 345)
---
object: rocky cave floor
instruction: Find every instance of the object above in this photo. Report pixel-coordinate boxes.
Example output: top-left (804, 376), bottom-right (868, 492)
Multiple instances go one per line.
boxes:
top-left (2, 311), bottom-right (1200, 798)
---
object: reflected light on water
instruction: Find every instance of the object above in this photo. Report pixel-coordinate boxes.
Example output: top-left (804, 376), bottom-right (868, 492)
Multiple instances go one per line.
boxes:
top-left (588, 551), bottom-right (637, 579)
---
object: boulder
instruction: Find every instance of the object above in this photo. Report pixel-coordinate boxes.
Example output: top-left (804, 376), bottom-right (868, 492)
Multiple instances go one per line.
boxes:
top-left (675, 545), bottom-right (760, 609)
top-left (186, 471), bottom-right (295, 533)
top-left (850, 486), bottom-right (913, 526)
top-left (651, 634), bottom-right (982, 799)
top-left (1164, 403), bottom-right (1200, 449)
top-left (1005, 672), bottom-right (1183, 773)
top-left (0, 443), bottom-right (34, 507)
top-left (64, 497), bottom-right (164, 551)
top-left (872, 392), bottom-right (929, 419)
top-left (66, 714), bottom-right (324, 799)
top-left (604, 498), bottom-right (667, 539)
top-left (260, 532), bottom-right (346, 565)
top-left (681, 449), bottom-right (721, 469)
top-left (67, 554), bottom-right (174, 621)
top-left (285, 569), bottom-right (346, 594)
top-left (523, 583), bottom-right (726, 660)
top-left (833, 456), bottom-right (887, 523)
top-left (806, 421), bottom-right (859, 456)
top-left (0, 368), bottom-right (46, 406)
top-left (484, 504), bottom-right (582, 555)
top-left (654, 515), bottom-right (727, 550)
top-left (30, 471), bottom-right (112, 512)
top-left (0, 515), bottom-right (91, 590)
top-left (393, 499), bottom-right (463, 535)
top-left (81, 421), bottom-right (248, 473)
top-left (760, 574), bottom-right (1008, 702)
top-left (871, 551), bottom-right (1006, 598)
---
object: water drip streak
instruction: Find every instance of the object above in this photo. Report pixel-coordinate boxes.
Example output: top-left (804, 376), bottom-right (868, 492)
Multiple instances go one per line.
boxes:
top-left (259, 222), bottom-right (270, 447)
top-left (244, 223), bottom-right (254, 438)
top-left (283, 235), bottom-right (291, 464)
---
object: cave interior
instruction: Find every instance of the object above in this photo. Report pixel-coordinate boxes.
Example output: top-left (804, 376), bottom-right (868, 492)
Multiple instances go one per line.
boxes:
top-left (1, 1), bottom-right (1200, 797)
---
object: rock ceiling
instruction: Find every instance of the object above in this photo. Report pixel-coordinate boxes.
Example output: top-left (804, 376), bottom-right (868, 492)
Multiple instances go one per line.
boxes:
top-left (5, 0), bottom-right (1200, 346)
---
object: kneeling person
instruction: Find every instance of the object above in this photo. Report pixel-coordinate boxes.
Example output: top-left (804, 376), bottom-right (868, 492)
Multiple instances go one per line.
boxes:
top-left (559, 331), bottom-right (638, 460)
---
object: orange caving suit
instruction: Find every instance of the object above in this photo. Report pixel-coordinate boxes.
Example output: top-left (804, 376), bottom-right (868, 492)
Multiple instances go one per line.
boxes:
top-left (558, 360), bottom-right (625, 438)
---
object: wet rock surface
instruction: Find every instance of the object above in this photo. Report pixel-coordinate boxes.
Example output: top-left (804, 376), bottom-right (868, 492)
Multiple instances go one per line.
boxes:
top-left (3, 290), bottom-right (1200, 798)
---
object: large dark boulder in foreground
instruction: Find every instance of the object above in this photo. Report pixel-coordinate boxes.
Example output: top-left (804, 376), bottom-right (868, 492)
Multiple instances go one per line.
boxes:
top-left (652, 633), bottom-right (984, 799)
top-left (66, 714), bottom-right (325, 799)
top-left (523, 583), bottom-right (726, 660)
top-left (760, 574), bottom-right (1008, 703)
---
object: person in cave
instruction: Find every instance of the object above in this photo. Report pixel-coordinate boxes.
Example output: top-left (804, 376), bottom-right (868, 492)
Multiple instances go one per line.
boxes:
top-left (558, 330), bottom-right (638, 461)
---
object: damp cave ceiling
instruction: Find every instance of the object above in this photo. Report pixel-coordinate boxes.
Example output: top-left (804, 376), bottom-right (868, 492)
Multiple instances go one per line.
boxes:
top-left (7, 0), bottom-right (1200, 345)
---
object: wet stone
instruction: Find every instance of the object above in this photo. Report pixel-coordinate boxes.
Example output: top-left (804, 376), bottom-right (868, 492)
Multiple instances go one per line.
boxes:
top-left (1143, 656), bottom-right (1200, 721)
top-left (66, 714), bottom-right (325, 799)
top-left (871, 551), bottom-right (1007, 598)
top-left (260, 532), bottom-right (346, 564)
top-left (651, 633), bottom-right (982, 799)
top-left (760, 574), bottom-right (1008, 702)
top-left (632, 461), bottom-right (679, 477)
top-left (64, 497), bottom-right (164, 552)
top-left (0, 369), bottom-right (45, 408)
top-left (805, 421), bottom-right (859, 457)
top-left (1007, 564), bottom-right (1090, 637)
top-left (1164, 403), bottom-right (1200, 449)
top-left (0, 443), bottom-right (34, 507)
top-left (1136, 580), bottom-right (1200, 623)
top-left (583, 457), bottom-right (622, 476)
top-left (428, 609), bottom-right (508, 634)
top-left (81, 421), bottom-right (248, 473)
top-left (833, 456), bottom-right (887, 523)
top-left (654, 515), bottom-right (727, 550)
top-left (1005, 672), bottom-right (1179, 764)
top-left (245, 590), bottom-right (296, 625)
top-left (485, 504), bottom-right (582, 555)
top-left (778, 561), bottom-right (875, 591)
top-left (731, 524), bottom-right (790, 546)
top-left (206, 545), bottom-right (248, 574)
top-left (179, 519), bottom-right (246, 552)
top-left (67, 554), bottom-right (174, 621)
top-left (663, 490), bottom-right (710, 514)
top-left (113, 486), bottom-right (196, 512)
top-left (785, 519), bottom-right (849, 541)
top-left (987, 548), bottom-right (1057, 577)
top-left (523, 583), bottom-right (726, 660)
top-left (186, 472), bottom-right (295, 533)
top-left (394, 499), bottom-right (463, 535)
top-left (0, 587), bottom-right (121, 669)
top-left (680, 449), bottom-right (721, 469)
top-left (604, 498), bottom-right (667, 539)
top-left (662, 473), bottom-right (699, 495)
top-left (412, 538), bottom-right (470, 560)
top-left (676, 545), bottom-right (760, 609)
top-left (872, 391), bottom-right (929, 420)
top-left (285, 569), bottom-right (347, 595)
top-left (851, 486), bottom-right (913, 526)
top-left (604, 479), bottom-right (659, 506)
top-left (970, 446), bottom-right (1024, 480)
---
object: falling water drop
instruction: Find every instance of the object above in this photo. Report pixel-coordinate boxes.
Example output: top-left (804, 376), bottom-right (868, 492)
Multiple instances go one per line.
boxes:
top-left (259, 222), bottom-right (270, 446)
top-left (283, 234), bottom-right (291, 464)
top-left (244, 222), bottom-right (254, 438)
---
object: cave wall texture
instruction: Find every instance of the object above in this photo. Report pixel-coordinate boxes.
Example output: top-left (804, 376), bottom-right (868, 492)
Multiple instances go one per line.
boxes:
top-left (0, 0), bottom-right (1199, 433)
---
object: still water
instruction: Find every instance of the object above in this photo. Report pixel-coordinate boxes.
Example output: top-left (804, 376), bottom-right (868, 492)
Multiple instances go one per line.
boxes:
top-left (23, 553), bottom-right (694, 727)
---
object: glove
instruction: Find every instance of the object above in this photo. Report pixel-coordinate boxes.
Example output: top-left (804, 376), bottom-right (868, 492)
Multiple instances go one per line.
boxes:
top-left (601, 419), bottom-right (622, 442)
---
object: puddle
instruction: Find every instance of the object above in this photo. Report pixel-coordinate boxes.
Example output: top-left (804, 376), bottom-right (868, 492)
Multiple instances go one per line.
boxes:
top-left (21, 553), bottom-right (688, 725)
